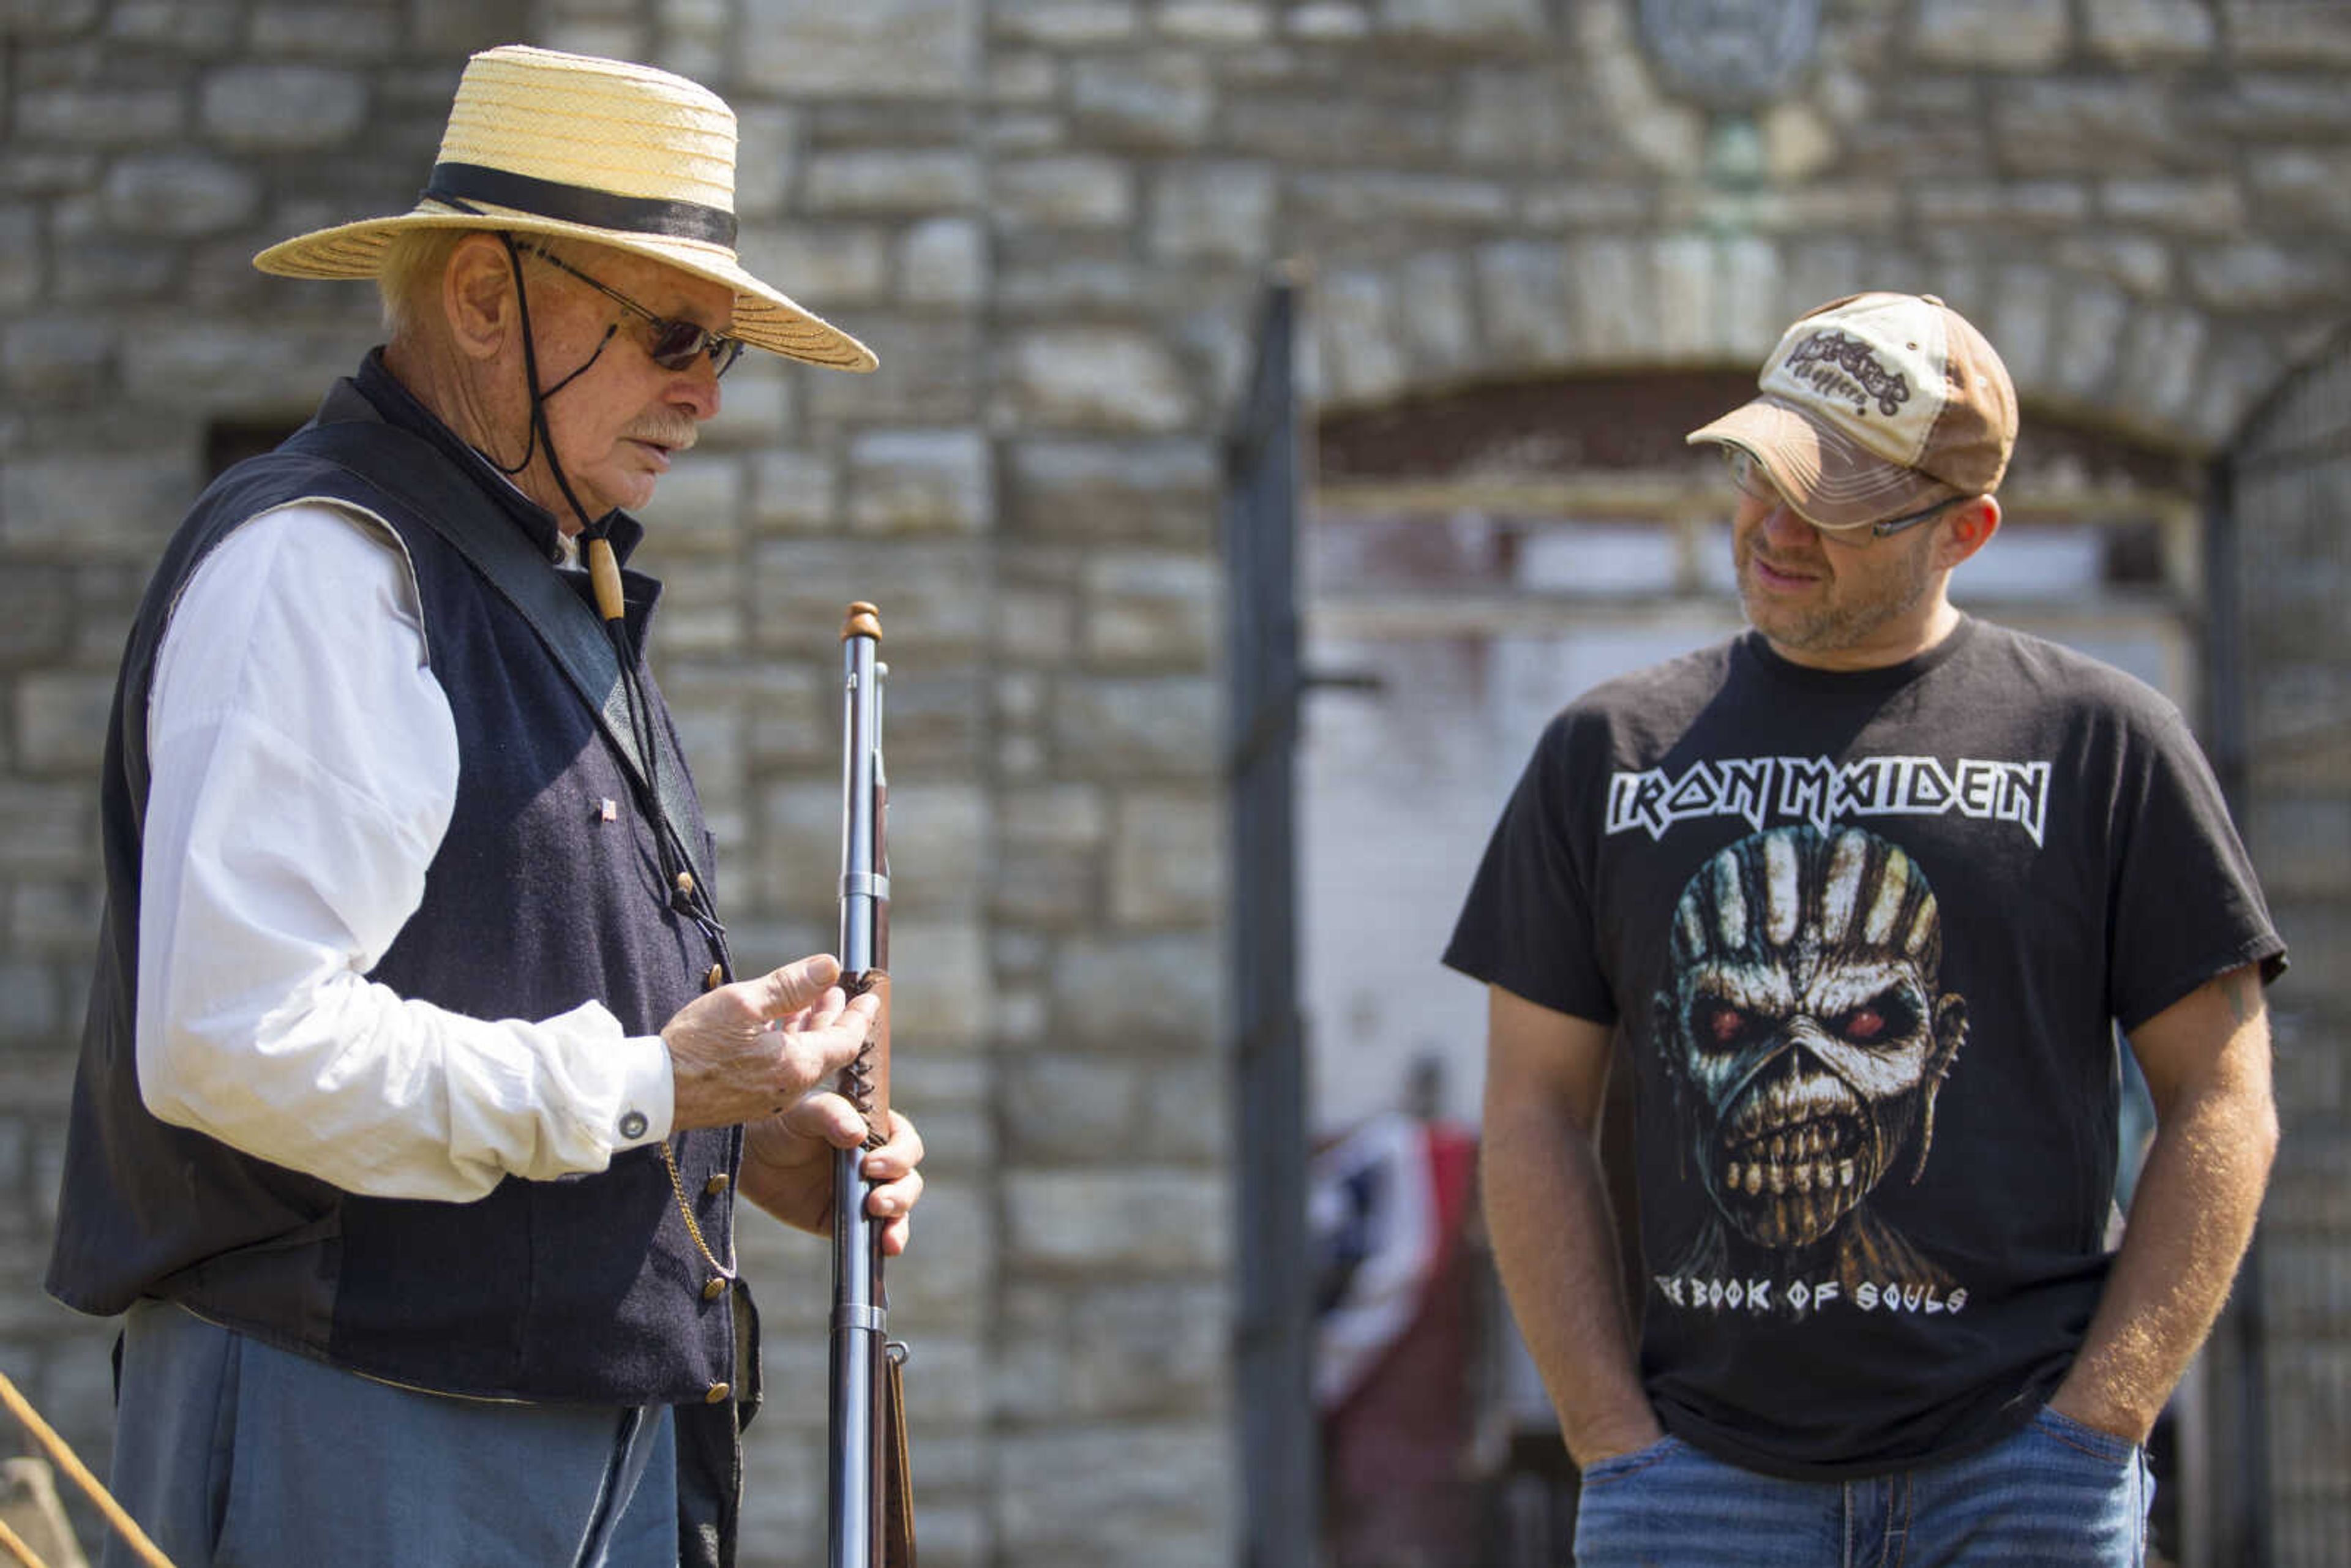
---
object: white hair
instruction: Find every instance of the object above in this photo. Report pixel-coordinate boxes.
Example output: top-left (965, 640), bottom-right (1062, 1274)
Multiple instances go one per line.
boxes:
top-left (375, 228), bottom-right (474, 340)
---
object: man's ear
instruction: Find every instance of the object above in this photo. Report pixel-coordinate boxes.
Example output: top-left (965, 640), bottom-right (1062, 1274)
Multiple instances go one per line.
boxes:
top-left (1932, 495), bottom-right (2001, 571)
top-left (442, 234), bottom-right (518, 363)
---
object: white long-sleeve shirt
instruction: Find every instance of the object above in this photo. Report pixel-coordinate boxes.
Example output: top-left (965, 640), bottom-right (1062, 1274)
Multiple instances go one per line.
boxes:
top-left (136, 500), bottom-right (674, 1202)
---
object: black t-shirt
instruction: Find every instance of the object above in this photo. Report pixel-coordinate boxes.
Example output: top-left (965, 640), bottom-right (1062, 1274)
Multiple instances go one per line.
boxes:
top-left (1444, 617), bottom-right (2285, 1480)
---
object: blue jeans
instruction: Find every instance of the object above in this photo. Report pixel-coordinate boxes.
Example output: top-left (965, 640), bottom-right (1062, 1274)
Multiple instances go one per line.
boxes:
top-left (105, 1299), bottom-right (678, 1568)
top-left (1575, 1406), bottom-right (2153, 1567)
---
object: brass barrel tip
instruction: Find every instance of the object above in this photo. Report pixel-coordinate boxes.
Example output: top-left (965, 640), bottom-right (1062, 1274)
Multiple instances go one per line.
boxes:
top-left (843, 601), bottom-right (883, 642)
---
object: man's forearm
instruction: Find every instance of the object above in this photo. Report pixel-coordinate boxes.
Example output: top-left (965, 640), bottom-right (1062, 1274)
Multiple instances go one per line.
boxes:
top-left (1483, 1098), bottom-right (1660, 1465)
top-left (2054, 1015), bottom-right (2278, 1441)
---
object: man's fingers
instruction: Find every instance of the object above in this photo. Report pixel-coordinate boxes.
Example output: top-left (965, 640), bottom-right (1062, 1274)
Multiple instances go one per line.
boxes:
top-left (744, 953), bottom-right (843, 1019)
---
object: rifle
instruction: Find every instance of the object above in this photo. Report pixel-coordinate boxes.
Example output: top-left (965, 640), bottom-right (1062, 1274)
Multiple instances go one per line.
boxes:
top-left (829, 602), bottom-right (913, 1568)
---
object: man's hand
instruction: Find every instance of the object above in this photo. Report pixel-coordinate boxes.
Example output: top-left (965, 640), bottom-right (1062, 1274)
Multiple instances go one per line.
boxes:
top-left (662, 955), bottom-right (879, 1132)
top-left (741, 1100), bottom-right (926, 1253)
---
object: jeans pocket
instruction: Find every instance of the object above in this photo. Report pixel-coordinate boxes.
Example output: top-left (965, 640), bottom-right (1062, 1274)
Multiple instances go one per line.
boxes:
top-left (2031, 1404), bottom-right (2140, 1468)
top-left (1579, 1432), bottom-right (1684, 1487)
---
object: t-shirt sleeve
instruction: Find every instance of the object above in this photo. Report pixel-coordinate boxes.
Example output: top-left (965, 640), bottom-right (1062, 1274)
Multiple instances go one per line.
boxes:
top-left (1442, 711), bottom-right (1619, 1024)
top-left (2106, 706), bottom-right (2287, 1032)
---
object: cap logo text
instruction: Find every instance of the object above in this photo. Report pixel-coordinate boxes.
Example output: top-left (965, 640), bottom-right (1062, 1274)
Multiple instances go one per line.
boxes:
top-left (1784, 329), bottom-right (1910, 419)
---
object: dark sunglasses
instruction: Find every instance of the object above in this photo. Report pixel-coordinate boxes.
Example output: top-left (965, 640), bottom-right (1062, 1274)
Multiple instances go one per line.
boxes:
top-left (1722, 447), bottom-right (1967, 540)
top-left (519, 244), bottom-right (745, 380)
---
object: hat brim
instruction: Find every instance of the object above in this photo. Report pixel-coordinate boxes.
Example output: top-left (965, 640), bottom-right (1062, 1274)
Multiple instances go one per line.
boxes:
top-left (254, 203), bottom-right (877, 373)
top-left (1687, 395), bottom-right (1955, 530)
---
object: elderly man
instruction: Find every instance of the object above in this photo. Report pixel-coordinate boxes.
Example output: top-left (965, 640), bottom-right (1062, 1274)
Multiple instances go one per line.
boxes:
top-left (1447, 292), bottom-right (2284, 1565)
top-left (46, 46), bottom-right (922, 1568)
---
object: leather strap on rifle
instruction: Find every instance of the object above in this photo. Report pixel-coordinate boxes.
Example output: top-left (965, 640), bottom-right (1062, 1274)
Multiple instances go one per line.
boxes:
top-left (882, 1343), bottom-right (916, 1567)
top-left (844, 971), bottom-right (891, 1148)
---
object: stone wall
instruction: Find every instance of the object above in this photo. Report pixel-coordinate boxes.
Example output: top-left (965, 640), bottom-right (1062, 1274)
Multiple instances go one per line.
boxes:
top-left (2, 1), bottom-right (2347, 1563)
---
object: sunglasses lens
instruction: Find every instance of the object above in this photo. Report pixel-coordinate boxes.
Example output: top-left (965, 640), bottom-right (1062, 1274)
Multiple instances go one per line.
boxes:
top-left (647, 321), bottom-right (705, 371)
top-left (708, 338), bottom-right (743, 380)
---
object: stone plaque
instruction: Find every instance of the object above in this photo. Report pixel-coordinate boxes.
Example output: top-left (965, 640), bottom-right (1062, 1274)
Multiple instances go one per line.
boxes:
top-left (1638, 0), bottom-right (1821, 111)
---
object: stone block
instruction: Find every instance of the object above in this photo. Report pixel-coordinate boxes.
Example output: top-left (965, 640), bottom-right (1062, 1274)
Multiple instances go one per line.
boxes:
top-left (1521, 181), bottom-right (1651, 230)
top-left (902, 217), bottom-right (988, 307)
top-left (989, 844), bottom-right (1100, 925)
top-left (1377, 0), bottom-right (1543, 42)
top-left (1290, 171), bottom-right (1513, 230)
top-left (2186, 242), bottom-right (2350, 314)
top-left (2, 315), bottom-right (113, 399)
top-left (121, 324), bottom-right (366, 421)
top-left (1, 450), bottom-right (192, 560)
top-left (1995, 83), bottom-right (2200, 175)
top-left (1314, 269), bottom-right (1407, 408)
top-left (2229, 1), bottom-right (2351, 67)
top-left (3, 0), bottom-right (99, 35)
top-left (738, 0), bottom-right (980, 99)
top-left (2053, 234), bottom-right (2172, 298)
top-left (0, 571), bottom-right (72, 670)
top-left (2084, 0), bottom-right (2216, 64)
top-left (1109, 787), bottom-right (1221, 926)
top-left (1082, 551), bottom-right (1216, 670)
top-left (1050, 675), bottom-right (1218, 778)
top-left (15, 670), bottom-right (112, 776)
top-left (997, 1423), bottom-right (1232, 1566)
top-left (1289, 2), bottom-right (1370, 38)
top-left (1070, 54), bottom-right (1215, 150)
top-left (750, 539), bottom-right (991, 663)
top-left (740, 223), bottom-right (889, 310)
top-left (1147, 162), bottom-right (1275, 266)
top-left (1914, 0), bottom-right (2070, 67)
top-left (849, 428), bottom-right (993, 536)
top-left (991, 0), bottom-right (1141, 46)
top-left (805, 317), bottom-right (983, 424)
top-left (1222, 94), bottom-right (1450, 167)
top-left (994, 156), bottom-right (1134, 231)
top-left (0, 959), bottom-right (59, 1045)
top-left (1458, 67), bottom-right (1579, 170)
top-left (1048, 930), bottom-right (1219, 1046)
top-left (0, 781), bottom-right (94, 876)
top-left (1155, 3), bottom-right (1270, 43)
top-left (1393, 250), bottom-right (1477, 378)
top-left (16, 87), bottom-right (184, 146)
top-left (199, 65), bottom-right (367, 151)
top-left (631, 455), bottom-right (745, 555)
top-left (100, 152), bottom-right (263, 239)
top-left (249, 3), bottom-right (401, 58)
top-left (1002, 328), bottom-right (1194, 432)
top-left (999, 1054), bottom-right (1148, 1160)
top-left (988, 51), bottom-right (1060, 107)
top-left (751, 450), bottom-right (842, 535)
top-left (0, 206), bottom-right (37, 310)
top-left (886, 918), bottom-right (991, 1051)
top-left (48, 238), bottom-right (176, 305)
top-left (1475, 239), bottom-right (1575, 371)
top-left (2251, 148), bottom-right (2351, 233)
top-left (1002, 784), bottom-right (1107, 850)
top-left (996, 585), bottom-right (1079, 666)
top-left (1003, 1169), bottom-right (1228, 1272)
top-left (993, 1278), bottom-right (1229, 1419)
top-left (2101, 176), bottom-right (2246, 237)
top-left (803, 150), bottom-right (983, 216)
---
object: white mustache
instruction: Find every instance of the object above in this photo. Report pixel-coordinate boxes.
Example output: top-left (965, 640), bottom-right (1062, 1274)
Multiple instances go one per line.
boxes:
top-left (623, 422), bottom-right (698, 452)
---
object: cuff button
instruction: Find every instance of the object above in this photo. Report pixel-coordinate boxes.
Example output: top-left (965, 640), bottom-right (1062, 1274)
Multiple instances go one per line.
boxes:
top-left (618, 1109), bottom-right (649, 1140)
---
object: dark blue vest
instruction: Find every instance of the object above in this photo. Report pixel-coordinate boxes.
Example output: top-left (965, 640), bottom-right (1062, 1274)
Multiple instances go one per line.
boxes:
top-left (48, 362), bottom-right (758, 1558)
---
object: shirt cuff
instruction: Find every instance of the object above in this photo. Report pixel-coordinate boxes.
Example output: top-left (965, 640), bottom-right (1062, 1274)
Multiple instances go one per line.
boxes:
top-left (612, 1032), bottom-right (675, 1149)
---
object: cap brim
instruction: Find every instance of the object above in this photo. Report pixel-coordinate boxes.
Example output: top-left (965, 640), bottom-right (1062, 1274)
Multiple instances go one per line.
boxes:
top-left (1687, 395), bottom-right (1954, 530)
top-left (254, 205), bottom-right (877, 373)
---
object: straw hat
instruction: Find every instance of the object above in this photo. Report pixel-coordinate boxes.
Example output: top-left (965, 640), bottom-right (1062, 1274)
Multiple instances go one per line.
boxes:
top-left (254, 45), bottom-right (875, 373)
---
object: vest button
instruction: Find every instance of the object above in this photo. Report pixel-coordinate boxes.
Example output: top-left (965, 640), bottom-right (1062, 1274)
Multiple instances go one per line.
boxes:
top-left (705, 1381), bottom-right (730, 1404)
top-left (703, 1172), bottom-right (730, 1197)
top-left (703, 963), bottom-right (724, 991)
top-left (703, 1277), bottom-right (729, 1301)
top-left (675, 871), bottom-right (696, 899)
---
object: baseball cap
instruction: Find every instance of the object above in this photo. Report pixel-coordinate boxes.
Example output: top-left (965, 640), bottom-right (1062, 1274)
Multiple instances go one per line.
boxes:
top-left (1686, 292), bottom-right (2017, 530)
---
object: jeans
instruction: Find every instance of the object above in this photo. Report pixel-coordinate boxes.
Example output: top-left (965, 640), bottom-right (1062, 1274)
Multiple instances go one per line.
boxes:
top-left (105, 1299), bottom-right (678, 1568)
top-left (1574, 1405), bottom-right (2153, 1567)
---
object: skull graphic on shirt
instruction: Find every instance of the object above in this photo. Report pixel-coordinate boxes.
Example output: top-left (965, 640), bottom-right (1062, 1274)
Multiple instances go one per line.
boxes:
top-left (1654, 825), bottom-right (1967, 1254)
